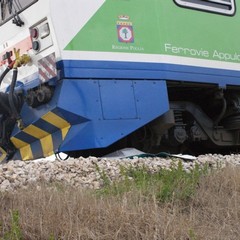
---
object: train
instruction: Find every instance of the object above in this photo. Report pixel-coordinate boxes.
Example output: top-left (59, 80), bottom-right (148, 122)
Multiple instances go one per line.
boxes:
top-left (0, 0), bottom-right (240, 161)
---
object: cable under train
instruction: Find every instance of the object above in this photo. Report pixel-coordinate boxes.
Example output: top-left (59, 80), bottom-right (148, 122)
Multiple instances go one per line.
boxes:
top-left (0, 0), bottom-right (240, 161)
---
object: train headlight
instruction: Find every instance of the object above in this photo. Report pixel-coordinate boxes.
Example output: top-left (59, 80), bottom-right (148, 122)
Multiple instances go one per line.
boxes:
top-left (39, 23), bottom-right (50, 39)
top-left (30, 28), bottom-right (39, 39)
top-left (32, 41), bottom-right (40, 51)
top-left (29, 19), bottom-right (53, 54)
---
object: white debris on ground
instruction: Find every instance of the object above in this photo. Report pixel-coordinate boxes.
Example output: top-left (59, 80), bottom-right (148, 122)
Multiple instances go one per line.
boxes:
top-left (0, 150), bottom-right (239, 192)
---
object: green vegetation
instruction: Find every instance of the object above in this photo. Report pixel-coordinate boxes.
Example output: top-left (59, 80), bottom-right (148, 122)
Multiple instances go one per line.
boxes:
top-left (97, 161), bottom-right (208, 203)
top-left (1, 210), bottom-right (22, 240)
top-left (0, 162), bottom-right (239, 239)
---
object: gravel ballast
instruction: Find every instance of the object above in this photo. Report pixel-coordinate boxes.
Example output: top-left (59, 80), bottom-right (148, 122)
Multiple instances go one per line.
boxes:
top-left (0, 153), bottom-right (239, 192)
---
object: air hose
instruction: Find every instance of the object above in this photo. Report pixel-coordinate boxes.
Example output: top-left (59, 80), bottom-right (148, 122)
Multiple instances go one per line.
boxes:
top-left (0, 56), bottom-right (15, 85)
top-left (0, 50), bottom-right (29, 130)
top-left (0, 63), bottom-right (23, 127)
top-left (0, 65), bottom-right (13, 115)
top-left (8, 68), bottom-right (24, 129)
top-left (0, 66), bottom-right (11, 85)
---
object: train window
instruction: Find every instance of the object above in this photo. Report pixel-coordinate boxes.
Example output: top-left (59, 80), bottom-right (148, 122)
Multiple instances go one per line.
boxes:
top-left (0, 0), bottom-right (38, 26)
top-left (174, 0), bottom-right (235, 16)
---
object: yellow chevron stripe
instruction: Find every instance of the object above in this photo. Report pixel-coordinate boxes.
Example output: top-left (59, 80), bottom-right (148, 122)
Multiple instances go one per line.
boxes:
top-left (41, 112), bottom-right (70, 129)
top-left (10, 111), bottom-right (71, 161)
top-left (40, 134), bottom-right (54, 157)
top-left (0, 147), bottom-right (6, 162)
top-left (11, 137), bottom-right (28, 148)
top-left (10, 137), bottom-right (33, 160)
top-left (20, 145), bottom-right (33, 160)
top-left (23, 125), bottom-right (49, 139)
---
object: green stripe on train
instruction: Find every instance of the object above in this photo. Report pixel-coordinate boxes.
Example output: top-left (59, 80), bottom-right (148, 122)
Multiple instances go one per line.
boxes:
top-left (65, 0), bottom-right (240, 63)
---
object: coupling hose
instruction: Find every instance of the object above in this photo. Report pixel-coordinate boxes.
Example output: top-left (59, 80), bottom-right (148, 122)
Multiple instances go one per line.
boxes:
top-left (8, 68), bottom-right (22, 123)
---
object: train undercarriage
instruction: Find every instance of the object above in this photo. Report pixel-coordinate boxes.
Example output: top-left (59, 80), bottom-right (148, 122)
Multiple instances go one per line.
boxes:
top-left (68, 82), bottom-right (240, 158)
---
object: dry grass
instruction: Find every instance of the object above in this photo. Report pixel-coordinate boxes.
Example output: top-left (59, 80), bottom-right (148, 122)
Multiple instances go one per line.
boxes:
top-left (0, 165), bottom-right (240, 239)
